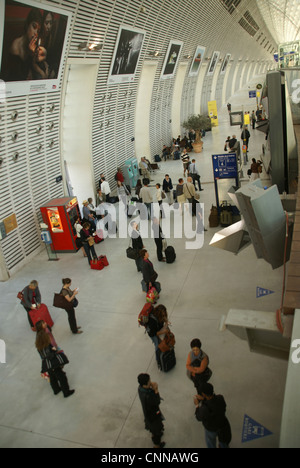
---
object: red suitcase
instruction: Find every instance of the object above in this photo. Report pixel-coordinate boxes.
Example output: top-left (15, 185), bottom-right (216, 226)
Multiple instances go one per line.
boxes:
top-left (94, 230), bottom-right (104, 244)
top-left (29, 304), bottom-right (54, 331)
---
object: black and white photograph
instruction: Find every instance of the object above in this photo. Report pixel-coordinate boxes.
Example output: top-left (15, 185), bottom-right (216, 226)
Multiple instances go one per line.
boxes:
top-left (108, 25), bottom-right (146, 85)
top-left (189, 45), bottom-right (206, 77)
top-left (161, 40), bottom-right (183, 80)
top-left (220, 53), bottom-right (231, 75)
top-left (207, 50), bottom-right (220, 76)
top-left (0, 0), bottom-right (71, 98)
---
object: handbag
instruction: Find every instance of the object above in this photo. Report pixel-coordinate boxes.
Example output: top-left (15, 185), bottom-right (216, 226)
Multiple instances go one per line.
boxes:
top-left (158, 329), bottom-right (176, 353)
top-left (88, 237), bottom-right (95, 246)
top-left (53, 293), bottom-right (72, 310)
top-left (17, 291), bottom-right (24, 301)
top-left (126, 247), bottom-right (139, 260)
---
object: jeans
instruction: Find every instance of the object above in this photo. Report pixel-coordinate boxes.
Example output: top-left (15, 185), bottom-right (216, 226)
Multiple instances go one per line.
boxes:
top-left (150, 335), bottom-right (161, 368)
top-left (205, 429), bottom-right (229, 449)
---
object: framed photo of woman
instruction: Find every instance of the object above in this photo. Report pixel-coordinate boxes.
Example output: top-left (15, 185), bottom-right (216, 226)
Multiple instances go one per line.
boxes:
top-left (161, 40), bottom-right (183, 80)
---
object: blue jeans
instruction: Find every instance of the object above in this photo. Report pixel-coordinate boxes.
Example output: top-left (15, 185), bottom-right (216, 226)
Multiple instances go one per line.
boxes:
top-left (150, 335), bottom-right (161, 367)
top-left (205, 429), bottom-right (229, 449)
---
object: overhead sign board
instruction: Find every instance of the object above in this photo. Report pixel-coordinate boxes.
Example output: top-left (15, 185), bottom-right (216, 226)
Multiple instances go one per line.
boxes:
top-left (212, 154), bottom-right (238, 180)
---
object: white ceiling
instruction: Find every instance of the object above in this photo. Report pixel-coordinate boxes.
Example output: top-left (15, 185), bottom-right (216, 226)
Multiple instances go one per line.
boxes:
top-left (256, 0), bottom-right (300, 44)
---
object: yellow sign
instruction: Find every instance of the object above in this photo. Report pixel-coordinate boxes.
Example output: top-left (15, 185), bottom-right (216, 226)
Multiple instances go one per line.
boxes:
top-left (244, 113), bottom-right (251, 126)
top-left (208, 101), bottom-right (218, 127)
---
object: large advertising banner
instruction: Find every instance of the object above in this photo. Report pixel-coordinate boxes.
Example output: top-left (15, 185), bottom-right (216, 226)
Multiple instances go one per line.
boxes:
top-left (208, 100), bottom-right (218, 127)
top-left (189, 45), bottom-right (206, 77)
top-left (160, 40), bottom-right (183, 80)
top-left (0, 0), bottom-right (72, 98)
top-left (108, 25), bottom-right (146, 85)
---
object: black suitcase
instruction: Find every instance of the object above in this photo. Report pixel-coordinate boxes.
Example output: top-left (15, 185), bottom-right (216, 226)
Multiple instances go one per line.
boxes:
top-left (165, 246), bottom-right (176, 264)
top-left (160, 348), bottom-right (176, 373)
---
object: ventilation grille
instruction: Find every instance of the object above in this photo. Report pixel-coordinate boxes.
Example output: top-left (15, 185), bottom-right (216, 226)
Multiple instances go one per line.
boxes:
top-left (219, 0), bottom-right (241, 15)
top-left (239, 11), bottom-right (260, 37)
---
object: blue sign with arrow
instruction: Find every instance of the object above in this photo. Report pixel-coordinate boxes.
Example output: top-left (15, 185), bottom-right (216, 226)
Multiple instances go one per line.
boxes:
top-left (212, 154), bottom-right (238, 180)
top-left (242, 415), bottom-right (273, 443)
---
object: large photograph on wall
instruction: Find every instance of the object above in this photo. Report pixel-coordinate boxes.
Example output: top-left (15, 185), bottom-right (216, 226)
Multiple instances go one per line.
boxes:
top-left (161, 40), bottom-right (183, 80)
top-left (108, 25), bottom-right (146, 85)
top-left (189, 45), bottom-right (206, 77)
top-left (220, 53), bottom-right (231, 75)
top-left (207, 51), bottom-right (220, 76)
top-left (0, 0), bottom-right (71, 98)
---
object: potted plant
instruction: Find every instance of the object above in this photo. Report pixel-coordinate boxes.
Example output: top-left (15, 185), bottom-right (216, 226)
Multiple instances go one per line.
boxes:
top-left (182, 114), bottom-right (211, 153)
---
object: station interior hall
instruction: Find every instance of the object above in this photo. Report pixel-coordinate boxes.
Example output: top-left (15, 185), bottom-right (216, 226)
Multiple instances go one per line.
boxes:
top-left (0, 0), bottom-right (300, 449)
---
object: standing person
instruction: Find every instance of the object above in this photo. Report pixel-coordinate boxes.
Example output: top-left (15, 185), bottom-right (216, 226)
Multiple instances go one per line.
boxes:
top-left (181, 149), bottom-right (190, 177)
top-left (183, 177), bottom-right (197, 216)
top-left (82, 200), bottom-right (96, 231)
top-left (250, 158), bottom-right (262, 181)
top-left (35, 322), bottom-right (75, 398)
top-left (155, 183), bottom-right (165, 219)
top-left (176, 178), bottom-right (187, 215)
top-left (130, 221), bottom-right (145, 273)
top-left (60, 278), bottom-right (83, 335)
top-left (251, 111), bottom-right (256, 130)
top-left (189, 159), bottom-right (203, 192)
top-left (139, 179), bottom-right (153, 219)
top-left (146, 305), bottom-right (169, 370)
top-left (141, 249), bottom-right (160, 295)
top-left (115, 167), bottom-right (125, 184)
top-left (35, 319), bottom-right (57, 348)
top-left (194, 383), bottom-right (232, 449)
top-left (139, 157), bottom-right (151, 180)
top-left (241, 126), bottom-right (250, 152)
top-left (227, 103), bottom-right (232, 113)
top-left (21, 280), bottom-right (42, 328)
top-left (138, 374), bottom-right (165, 448)
top-left (80, 222), bottom-right (98, 265)
top-left (152, 217), bottom-right (166, 263)
top-left (135, 179), bottom-right (143, 202)
top-left (74, 218), bottom-right (87, 258)
top-left (162, 175), bottom-right (173, 206)
top-left (186, 338), bottom-right (212, 394)
top-left (99, 177), bottom-right (111, 203)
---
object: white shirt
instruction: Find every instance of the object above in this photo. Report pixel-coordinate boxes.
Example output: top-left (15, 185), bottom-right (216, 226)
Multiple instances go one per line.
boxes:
top-left (100, 180), bottom-right (111, 195)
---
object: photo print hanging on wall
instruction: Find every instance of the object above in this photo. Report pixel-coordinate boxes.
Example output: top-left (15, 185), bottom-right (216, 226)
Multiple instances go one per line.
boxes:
top-left (0, 0), bottom-right (72, 98)
top-left (161, 40), bottom-right (183, 80)
top-left (189, 45), bottom-right (206, 77)
top-left (207, 51), bottom-right (220, 76)
top-left (220, 53), bottom-right (231, 75)
top-left (108, 25), bottom-right (146, 85)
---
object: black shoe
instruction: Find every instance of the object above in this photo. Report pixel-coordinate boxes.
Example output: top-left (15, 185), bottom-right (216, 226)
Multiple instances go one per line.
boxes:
top-left (54, 389), bottom-right (62, 396)
top-left (64, 390), bottom-right (75, 398)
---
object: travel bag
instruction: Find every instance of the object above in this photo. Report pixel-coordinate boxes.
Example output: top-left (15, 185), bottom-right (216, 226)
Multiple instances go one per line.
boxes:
top-left (29, 304), bottom-right (54, 331)
top-left (159, 348), bottom-right (176, 373)
top-left (165, 246), bottom-right (176, 264)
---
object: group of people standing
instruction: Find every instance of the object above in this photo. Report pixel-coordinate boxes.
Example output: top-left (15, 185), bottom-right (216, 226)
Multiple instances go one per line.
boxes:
top-left (20, 278), bottom-right (83, 399)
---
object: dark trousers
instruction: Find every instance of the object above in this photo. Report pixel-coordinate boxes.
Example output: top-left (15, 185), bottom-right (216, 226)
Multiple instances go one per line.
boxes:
top-left (192, 174), bottom-right (202, 191)
top-left (155, 237), bottom-right (164, 261)
top-left (83, 243), bottom-right (97, 265)
top-left (65, 307), bottom-right (78, 334)
top-left (49, 367), bottom-right (70, 396)
top-left (24, 306), bottom-right (34, 327)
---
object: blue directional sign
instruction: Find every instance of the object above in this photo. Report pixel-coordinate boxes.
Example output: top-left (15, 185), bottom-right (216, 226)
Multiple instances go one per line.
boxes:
top-left (249, 90), bottom-right (257, 98)
top-left (256, 287), bottom-right (275, 298)
top-left (242, 415), bottom-right (273, 443)
top-left (212, 154), bottom-right (238, 180)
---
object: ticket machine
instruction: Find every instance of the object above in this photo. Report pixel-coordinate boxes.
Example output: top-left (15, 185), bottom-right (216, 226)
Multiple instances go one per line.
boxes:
top-left (40, 197), bottom-right (80, 253)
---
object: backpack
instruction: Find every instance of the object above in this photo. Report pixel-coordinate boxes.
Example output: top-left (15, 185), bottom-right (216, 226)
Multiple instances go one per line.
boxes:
top-left (138, 303), bottom-right (154, 327)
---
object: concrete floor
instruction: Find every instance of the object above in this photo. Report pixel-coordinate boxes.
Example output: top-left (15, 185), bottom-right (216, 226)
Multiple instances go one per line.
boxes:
top-left (0, 76), bottom-right (288, 449)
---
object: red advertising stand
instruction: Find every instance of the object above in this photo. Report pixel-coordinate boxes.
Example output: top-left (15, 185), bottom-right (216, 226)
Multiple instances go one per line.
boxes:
top-left (40, 197), bottom-right (80, 253)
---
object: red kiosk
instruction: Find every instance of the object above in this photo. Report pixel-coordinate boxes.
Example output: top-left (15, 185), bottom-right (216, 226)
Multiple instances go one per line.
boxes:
top-left (40, 197), bottom-right (80, 253)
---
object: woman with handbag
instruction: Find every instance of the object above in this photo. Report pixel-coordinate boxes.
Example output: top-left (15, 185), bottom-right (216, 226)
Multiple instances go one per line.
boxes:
top-left (35, 321), bottom-right (75, 398)
top-left (146, 305), bottom-right (169, 370)
top-left (80, 222), bottom-right (98, 265)
top-left (60, 278), bottom-right (83, 335)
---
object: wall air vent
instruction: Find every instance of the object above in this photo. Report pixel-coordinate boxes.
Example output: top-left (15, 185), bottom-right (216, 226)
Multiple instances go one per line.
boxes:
top-left (238, 11), bottom-right (260, 37)
top-left (219, 0), bottom-right (241, 15)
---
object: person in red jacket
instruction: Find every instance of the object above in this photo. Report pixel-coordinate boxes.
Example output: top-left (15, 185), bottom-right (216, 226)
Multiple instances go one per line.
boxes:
top-left (115, 167), bottom-right (124, 183)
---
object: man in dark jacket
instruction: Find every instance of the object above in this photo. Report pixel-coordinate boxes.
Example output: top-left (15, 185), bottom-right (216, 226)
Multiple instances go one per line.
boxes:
top-left (194, 383), bottom-right (231, 448)
top-left (21, 280), bottom-right (42, 328)
top-left (138, 373), bottom-right (165, 448)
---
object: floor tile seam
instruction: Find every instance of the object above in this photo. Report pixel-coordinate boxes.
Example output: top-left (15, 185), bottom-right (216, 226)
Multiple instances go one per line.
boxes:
top-left (0, 423), bottom-right (97, 448)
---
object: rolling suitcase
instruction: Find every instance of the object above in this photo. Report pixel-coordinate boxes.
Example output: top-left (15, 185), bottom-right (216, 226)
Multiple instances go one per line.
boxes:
top-left (165, 246), bottom-right (176, 264)
top-left (29, 304), bottom-right (54, 331)
top-left (159, 348), bottom-right (176, 373)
